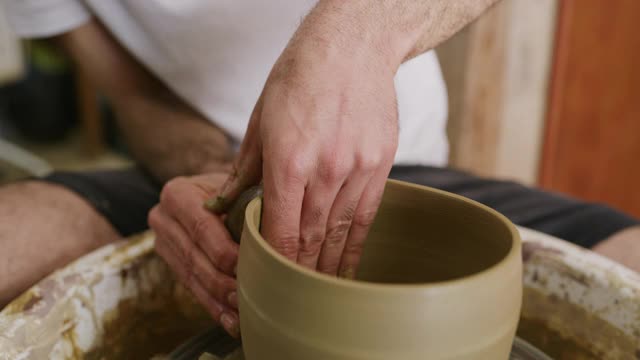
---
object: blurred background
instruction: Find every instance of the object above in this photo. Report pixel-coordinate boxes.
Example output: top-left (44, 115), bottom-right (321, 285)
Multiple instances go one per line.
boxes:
top-left (0, 0), bottom-right (638, 217)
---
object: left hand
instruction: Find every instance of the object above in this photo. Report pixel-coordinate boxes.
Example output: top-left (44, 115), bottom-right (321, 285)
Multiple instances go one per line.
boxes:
top-left (208, 26), bottom-right (399, 278)
top-left (150, 172), bottom-right (241, 337)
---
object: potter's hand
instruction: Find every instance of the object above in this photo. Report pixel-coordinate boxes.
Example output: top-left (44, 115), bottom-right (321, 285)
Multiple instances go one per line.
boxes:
top-left (208, 21), bottom-right (399, 278)
top-left (149, 173), bottom-right (240, 337)
top-left (208, 0), bottom-right (501, 277)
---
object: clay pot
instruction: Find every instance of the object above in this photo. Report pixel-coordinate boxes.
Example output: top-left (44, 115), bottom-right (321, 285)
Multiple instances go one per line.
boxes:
top-left (237, 179), bottom-right (522, 360)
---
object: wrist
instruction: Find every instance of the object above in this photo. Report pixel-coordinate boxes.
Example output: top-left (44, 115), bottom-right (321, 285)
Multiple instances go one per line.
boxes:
top-left (303, 0), bottom-right (423, 72)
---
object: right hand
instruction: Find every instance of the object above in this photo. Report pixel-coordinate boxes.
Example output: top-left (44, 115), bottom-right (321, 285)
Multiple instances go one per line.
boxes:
top-left (207, 30), bottom-right (398, 278)
top-left (148, 172), bottom-right (240, 337)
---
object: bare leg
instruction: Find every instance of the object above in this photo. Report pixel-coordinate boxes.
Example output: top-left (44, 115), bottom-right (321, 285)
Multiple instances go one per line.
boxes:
top-left (593, 226), bottom-right (640, 273)
top-left (0, 181), bottom-right (121, 307)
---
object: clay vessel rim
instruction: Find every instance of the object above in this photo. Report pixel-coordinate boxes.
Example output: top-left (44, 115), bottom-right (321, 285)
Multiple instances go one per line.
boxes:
top-left (243, 179), bottom-right (521, 293)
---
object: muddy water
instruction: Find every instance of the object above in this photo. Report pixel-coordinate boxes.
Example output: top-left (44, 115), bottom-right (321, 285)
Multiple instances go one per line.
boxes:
top-left (86, 288), bottom-right (632, 359)
top-left (83, 298), bottom-right (212, 360)
top-left (517, 288), bottom-right (637, 359)
top-left (518, 317), bottom-right (598, 359)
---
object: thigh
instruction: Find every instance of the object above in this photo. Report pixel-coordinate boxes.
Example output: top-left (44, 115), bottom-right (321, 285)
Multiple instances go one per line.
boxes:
top-left (0, 167), bottom-right (160, 307)
top-left (42, 167), bottom-right (161, 236)
top-left (389, 166), bottom-right (640, 248)
top-left (0, 181), bottom-right (121, 306)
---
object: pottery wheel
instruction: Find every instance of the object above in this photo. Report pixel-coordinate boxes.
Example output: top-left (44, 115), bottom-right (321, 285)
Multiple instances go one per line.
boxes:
top-left (168, 327), bottom-right (552, 360)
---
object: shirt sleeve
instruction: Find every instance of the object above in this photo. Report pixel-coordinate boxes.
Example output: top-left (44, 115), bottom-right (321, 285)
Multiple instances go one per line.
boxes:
top-left (2, 0), bottom-right (91, 38)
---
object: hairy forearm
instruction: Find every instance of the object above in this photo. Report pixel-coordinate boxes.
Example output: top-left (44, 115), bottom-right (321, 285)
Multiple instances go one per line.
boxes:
top-left (301, 0), bottom-right (500, 70)
top-left (57, 21), bottom-right (231, 183)
top-left (112, 93), bottom-right (232, 183)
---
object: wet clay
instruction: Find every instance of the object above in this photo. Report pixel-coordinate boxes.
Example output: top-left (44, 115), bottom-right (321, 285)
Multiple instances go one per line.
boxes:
top-left (82, 255), bottom-right (213, 359)
top-left (84, 295), bottom-right (211, 360)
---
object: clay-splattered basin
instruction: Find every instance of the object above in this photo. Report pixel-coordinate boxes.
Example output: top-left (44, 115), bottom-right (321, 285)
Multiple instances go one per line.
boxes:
top-left (237, 180), bottom-right (523, 360)
top-left (1, 212), bottom-right (639, 358)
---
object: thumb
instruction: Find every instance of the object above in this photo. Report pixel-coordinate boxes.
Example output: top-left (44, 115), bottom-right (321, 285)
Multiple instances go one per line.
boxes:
top-left (205, 97), bottom-right (264, 214)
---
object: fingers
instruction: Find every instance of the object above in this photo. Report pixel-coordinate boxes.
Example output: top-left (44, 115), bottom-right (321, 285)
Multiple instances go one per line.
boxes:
top-left (160, 177), bottom-right (239, 275)
top-left (338, 171), bottom-right (389, 279)
top-left (207, 97), bottom-right (264, 214)
top-left (261, 145), bottom-right (387, 277)
top-left (296, 179), bottom-right (342, 269)
top-left (155, 238), bottom-right (239, 338)
top-left (151, 208), bottom-right (239, 337)
top-left (150, 206), bottom-right (237, 305)
top-left (261, 153), bottom-right (307, 261)
top-left (151, 173), bottom-right (242, 338)
top-left (315, 174), bottom-right (371, 275)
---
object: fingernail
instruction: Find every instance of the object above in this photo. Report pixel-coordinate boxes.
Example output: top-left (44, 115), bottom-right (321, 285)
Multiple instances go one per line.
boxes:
top-left (205, 195), bottom-right (228, 213)
top-left (228, 291), bottom-right (238, 309)
top-left (220, 313), bottom-right (239, 337)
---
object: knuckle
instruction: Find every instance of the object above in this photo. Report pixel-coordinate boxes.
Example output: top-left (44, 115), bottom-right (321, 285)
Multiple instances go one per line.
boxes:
top-left (160, 177), bottom-right (187, 205)
top-left (191, 216), bottom-right (213, 246)
top-left (354, 152), bottom-right (382, 172)
top-left (343, 241), bottom-right (365, 258)
top-left (147, 207), bottom-right (161, 229)
top-left (191, 218), bottom-right (237, 273)
top-left (164, 176), bottom-right (187, 194)
top-left (320, 157), bottom-right (349, 183)
top-left (340, 201), bottom-right (358, 222)
top-left (325, 219), bottom-right (351, 247)
top-left (270, 234), bottom-right (300, 259)
top-left (298, 245), bottom-right (321, 258)
top-left (222, 276), bottom-right (237, 291)
top-left (354, 208), bottom-right (378, 229)
top-left (217, 249), bottom-right (238, 274)
top-left (299, 231), bottom-right (324, 254)
top-left (282, 154), bottom-right (308, 181)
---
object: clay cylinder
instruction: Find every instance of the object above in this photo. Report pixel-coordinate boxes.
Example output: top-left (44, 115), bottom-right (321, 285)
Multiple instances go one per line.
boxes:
top-left (237, 180), bottom-right (522, 360)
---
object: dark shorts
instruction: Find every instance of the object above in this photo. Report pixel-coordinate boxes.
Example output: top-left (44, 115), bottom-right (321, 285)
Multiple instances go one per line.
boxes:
top-left (40, 166), bottom-right (639, 248)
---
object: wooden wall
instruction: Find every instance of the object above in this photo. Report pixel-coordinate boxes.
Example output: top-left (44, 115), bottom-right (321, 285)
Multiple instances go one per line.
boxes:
top-left (438, 0), bottom-right (558, 185)
top-left (540, 0), bottom-right (640, 217)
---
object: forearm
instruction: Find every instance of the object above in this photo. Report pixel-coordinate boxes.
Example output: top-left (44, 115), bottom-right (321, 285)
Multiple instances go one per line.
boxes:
top-left (57, 21), bottom-right (232, 183)
top-left (112, 93), bottom-right (232, 183)
top-left (299, 0), bottom-right (500, 70)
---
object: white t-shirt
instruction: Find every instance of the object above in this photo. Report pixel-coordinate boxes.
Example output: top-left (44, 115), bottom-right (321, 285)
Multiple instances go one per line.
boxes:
top-left (4, 0), bottom-right (449, 166)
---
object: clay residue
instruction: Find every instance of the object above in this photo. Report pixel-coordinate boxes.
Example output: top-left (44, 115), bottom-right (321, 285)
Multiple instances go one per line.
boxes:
top-left (61, 317), bottom-right (83, 360)
top-left (103, 232), bottom-right (153, 263)
top-left (522, 242), bottom-right (563, 263)
top-left (84, 260), bottom-right (213, 360)
top-left (518, 287), bottom-right (638, 359)
top-left (83, 297), bottom-right (211, 360)
top-left (525, 244), bottom-right (640, 342)
top-left (2, 289), bottom-right (41, 316)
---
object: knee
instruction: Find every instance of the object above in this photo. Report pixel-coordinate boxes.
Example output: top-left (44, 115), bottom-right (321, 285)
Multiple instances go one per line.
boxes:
top-left (0, 180), bottom-right (121, 241)
top-left (0, 180), bottom-right (70, 200)
top-left (0, 181), bottom-right (122, 306)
